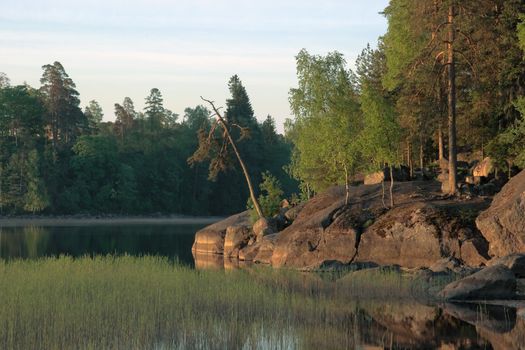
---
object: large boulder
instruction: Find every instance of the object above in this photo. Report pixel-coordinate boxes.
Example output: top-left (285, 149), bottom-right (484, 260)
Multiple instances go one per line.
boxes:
top-left (364, 171), bottom-right (385, 185)
top-left (253, 217), bottom-right (273, 241)
top-left (284, 202), bottom-right (306, 222)
top-left (192, 211), bottom-right (251, 255)
top-left (271, 186), bottom-right (360, 268)
top-left (239, 233), bottom-right (277, 264)
top-left (473, 157), bottom-right (494, 177)
top-left (487, 253), bottom-right (525, 278)
top-left (364, 167), bottom-right (410, 185)
top-left (476, 169), bottom-right (525, 257)
top-left (438, 264), bottom-right (516, 300)
top-left (223, 225), bottom-right (253, 258)
top-left (355, 202), bottom-right (489, 268)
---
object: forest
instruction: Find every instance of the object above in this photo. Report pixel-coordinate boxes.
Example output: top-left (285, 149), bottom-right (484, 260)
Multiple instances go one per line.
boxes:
top-left (2, 0), bottom-right (525, 216)
top-left (0, 69), bottom-right (295, 216)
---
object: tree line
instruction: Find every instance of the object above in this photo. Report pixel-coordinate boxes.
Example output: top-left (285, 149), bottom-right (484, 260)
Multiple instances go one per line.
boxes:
top-left (3, 0), bottom-right (525, 216)
top-left (0, 65), bottom-right (296, 215)
top-left (286, 0), bottom-right (525, 203)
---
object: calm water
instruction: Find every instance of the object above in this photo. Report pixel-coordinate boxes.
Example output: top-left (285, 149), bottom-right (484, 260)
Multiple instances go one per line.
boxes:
top-left (0, 221), bottom-right (209, 264)
top-left (0, 222), bottom-right (524, 349)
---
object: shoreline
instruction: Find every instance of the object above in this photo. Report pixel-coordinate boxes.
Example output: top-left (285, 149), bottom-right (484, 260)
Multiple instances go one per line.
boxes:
top-left (0, 215), bottom-right (224, 227)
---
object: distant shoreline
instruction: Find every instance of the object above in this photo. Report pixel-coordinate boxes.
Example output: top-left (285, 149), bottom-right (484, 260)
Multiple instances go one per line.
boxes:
top-left (0, 215), bottom-right (224, 227)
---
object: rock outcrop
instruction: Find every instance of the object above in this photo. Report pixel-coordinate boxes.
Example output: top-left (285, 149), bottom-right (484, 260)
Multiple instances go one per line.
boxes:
top-left (356, 202), bottom-right (488, 268)
top-left (487, 253), bottom-right (525, 278)
top-left (192, 211), bottom-right (251, 255)
top-left (224, 225), bottom-right (253, 258)
top-left (193, 180), bottom-right (491, 270)
top-left (239, 233), bottom-right (277, 264)
top-left (364, 171), bottom-right (385, 185)
top-left (473, 157), bottom-right (494, 177)
top-left (438, 264), bottom-right (516, 300)
top-left (364, 167), bottom-right (410, 185)
top-left (476, 169), bottom-right (525, 257)
top-left (271, 186), bottom-right (359, 268)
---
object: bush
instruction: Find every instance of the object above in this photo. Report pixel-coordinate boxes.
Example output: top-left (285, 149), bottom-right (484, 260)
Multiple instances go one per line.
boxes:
top-left (247, 171), bottom-right (284, 221)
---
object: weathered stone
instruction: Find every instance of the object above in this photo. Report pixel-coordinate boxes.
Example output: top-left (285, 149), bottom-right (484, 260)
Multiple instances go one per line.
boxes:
top-left (271, 186), bottom-right (359, 268)
top-left (223, 225), bottom-right (252, 258)
top-left (487, 254), bottom-right (525, 278)
top-left (253, 217), bottom-right (273, 241)
top-left (284, 202), bottom-right (306, 222)
top-left (364, 171), bottom-right (385, 185)
top-left (356, 203), bottom-right (488, 268)
top-left (192, 211), bottom-right (250, 255)
top-left (271, 213), bottom-right (287, 232)
top-left (476, 169), bottom-right (525, 257)
top-left (438, 264), bottom-right (516, 300)
top-left (429, 257), bottom-right (463, 274)
top-left (239, 233), bottom-right (276, 264)
top-left (364, 167), bottom-right (410, 185)
top-left (465, 176), bottom-right (480, 185)
top-left (460, 239), bottom-right (489, 267)
top-left (473, 157), bottom-right (494, 177)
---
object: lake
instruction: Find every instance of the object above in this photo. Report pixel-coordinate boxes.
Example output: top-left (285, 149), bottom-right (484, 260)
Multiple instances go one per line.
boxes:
top-left (0, 219), bottom-right (213, 264)
top-left (0, 221), bottom-right (523, 349)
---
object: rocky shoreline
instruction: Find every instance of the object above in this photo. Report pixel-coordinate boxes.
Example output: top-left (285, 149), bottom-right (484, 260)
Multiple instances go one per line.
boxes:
top-left (193, 169), bottom-right (525, 301)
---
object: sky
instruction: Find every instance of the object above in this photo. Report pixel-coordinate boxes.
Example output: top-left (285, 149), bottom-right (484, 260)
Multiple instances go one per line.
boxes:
top-left (0, 0), bottom-right (389, 132)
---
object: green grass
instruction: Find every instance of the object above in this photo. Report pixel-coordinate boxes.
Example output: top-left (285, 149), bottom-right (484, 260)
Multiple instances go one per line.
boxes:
top-left (0, 256), bottom-right (444, 349)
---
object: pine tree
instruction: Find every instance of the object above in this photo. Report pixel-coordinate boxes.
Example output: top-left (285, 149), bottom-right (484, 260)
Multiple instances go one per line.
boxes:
top-left (145, 88), bottom-right (165, 131)
top-left (84, 100), bottom-right (104, 133)
top-left (40, 61), bottom-right (86, 150)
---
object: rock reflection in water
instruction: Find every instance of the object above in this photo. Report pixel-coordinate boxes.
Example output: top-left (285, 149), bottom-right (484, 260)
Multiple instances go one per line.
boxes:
top-left (193, 252), bottom-right (253, 270)
top-left (193, 254), bottom-right (525, 349)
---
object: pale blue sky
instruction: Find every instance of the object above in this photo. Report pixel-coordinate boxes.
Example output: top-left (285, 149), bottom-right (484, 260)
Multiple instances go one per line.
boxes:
top-left (0, 0), bottom-right (389, 132)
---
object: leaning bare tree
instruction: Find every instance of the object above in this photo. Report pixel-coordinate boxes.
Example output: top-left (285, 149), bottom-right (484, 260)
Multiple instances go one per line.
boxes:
top-left (188, 97), bottom-right (264, 219)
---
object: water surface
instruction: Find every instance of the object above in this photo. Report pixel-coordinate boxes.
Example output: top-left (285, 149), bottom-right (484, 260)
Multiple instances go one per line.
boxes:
top-left (1, 221), bottom-right (524, 349)
top-left (0, 220), bottom-right (211, 264)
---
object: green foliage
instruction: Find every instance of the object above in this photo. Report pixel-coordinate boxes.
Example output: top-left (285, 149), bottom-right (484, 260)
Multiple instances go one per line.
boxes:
top-left (248, 171), bottom-right (284, 220)
top-left (23, 150), bottom-right (50, 213)
top-left (288, 50), bottom-right (362, 193)
top-left (359, 83), bottom-right (402, 171)
top-left (487, 97), bottom-right (525, 170)
top-left (84, 100), bottom-right (104, 132)
top-left (381, 0), bottom-right (426, 91)
top-left (518, 15), bottom-right (525, 52)
top-left (40, 61), bottom-right (86, 149)
top-left (0, 67), bottom-right (297, 215)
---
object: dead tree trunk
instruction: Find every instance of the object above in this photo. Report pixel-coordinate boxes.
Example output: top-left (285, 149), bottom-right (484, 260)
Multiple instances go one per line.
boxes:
top-left (447, 3), bottom-right (458, 194)
top-left (202, 97), bottom-right (264, 219)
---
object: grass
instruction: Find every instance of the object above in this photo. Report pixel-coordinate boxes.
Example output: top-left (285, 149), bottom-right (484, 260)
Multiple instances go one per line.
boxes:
top-left (0, 256), bottom-right (449, 349)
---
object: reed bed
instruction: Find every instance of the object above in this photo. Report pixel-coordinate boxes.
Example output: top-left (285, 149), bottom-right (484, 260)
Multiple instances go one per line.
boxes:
top-left (0, 256), bottom-right (439, 349)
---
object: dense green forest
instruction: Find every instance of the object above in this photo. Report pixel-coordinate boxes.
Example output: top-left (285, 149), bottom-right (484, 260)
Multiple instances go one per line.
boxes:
top-left (2, 0), bottom-right (525, 216)
top-left (0, 67), bottom-right (295, 215)
top-left (287, 0), bottom-right (525, 199)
